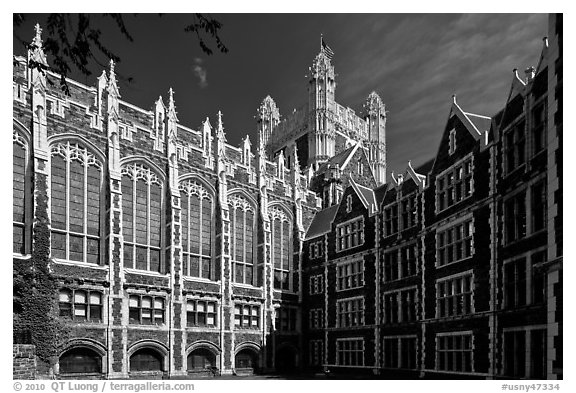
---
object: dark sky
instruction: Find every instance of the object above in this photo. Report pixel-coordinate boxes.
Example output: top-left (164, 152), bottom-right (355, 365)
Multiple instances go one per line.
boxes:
top-left (13, 14), bottom-right (548, 174)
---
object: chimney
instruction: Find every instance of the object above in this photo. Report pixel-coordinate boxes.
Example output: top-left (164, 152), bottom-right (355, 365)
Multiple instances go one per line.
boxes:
top-left (525, 66), bottom-right (536, 83)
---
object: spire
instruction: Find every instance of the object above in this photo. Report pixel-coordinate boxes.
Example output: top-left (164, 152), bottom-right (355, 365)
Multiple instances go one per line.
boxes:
top-left (292, 145), bottom-right (300, 172)
top-left (33, 23), bottom-right (42, 46)
top-left (29, 23), bottom-right (47, 66)
top-left (107, 59), bottom-right (120, 97)
top-left (167, 87), bottom-right (178, 122)
top-left (216, 110), bottom-right (226, 142)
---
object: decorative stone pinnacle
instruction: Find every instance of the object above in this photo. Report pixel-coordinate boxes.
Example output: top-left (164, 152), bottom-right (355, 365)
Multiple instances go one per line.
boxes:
top-left (293, 146), bottom-right (300, 169)
top-left (216, 111), bottom-right (226, 142)
top-left (29, 23), bottom-right (48, 66)
top-left (168, 88), bottom-right (178, 120)
top-left (33, 23), bottom-right (43, 46)
top-left (107, 59), bottom-right (120, 96)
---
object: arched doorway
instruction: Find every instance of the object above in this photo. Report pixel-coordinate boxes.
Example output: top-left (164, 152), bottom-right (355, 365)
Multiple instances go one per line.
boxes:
top-left (59, 347), bottom-right (102, 375)
top-left (130, 348), bottom-right (163, 372)
top-left (276, 345), bottom-right (298, 374)
top-left (187, 348), bottom-right (218, 376)
top-left (235, 348), bottom-right (259, 375)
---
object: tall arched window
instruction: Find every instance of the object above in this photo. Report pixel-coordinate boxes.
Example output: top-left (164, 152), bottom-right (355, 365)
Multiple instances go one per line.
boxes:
top-left (228, 195), bottom-right (255, 286)
top-left (13, 130), bottom-right (29, 255)
top-left (180, 180), bottom-right (213, 279)
top-left (269, 206), bottom-right (292, 291)
top-left (122, 163), bottom-right (163, 273)
top-left (50, 142), bottom-right (102, 263)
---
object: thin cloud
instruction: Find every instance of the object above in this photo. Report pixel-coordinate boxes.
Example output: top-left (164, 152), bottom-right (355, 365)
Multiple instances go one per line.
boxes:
top-left (193, 58), bottom-right (208, 89)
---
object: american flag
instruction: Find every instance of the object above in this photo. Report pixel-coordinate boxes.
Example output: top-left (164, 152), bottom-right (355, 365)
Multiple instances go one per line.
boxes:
top-left (321, 37), bottom-right (334, 60)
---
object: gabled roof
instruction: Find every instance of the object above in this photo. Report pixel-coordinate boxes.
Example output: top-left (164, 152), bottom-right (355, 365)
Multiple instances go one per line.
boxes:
top-left (430, 96), bottom-right (492, 174)
top-left (451, 96), bottom-right (490, 140)
top-left (305, 204), bottom-right (339, 240)
top-left (510, 69), bottom-right (527, 98)
top-left (350, 176), bottom-right (378, 214)
top-left (465, 112), bottom-right (492, 135)
top-left (316, 144), bottom-right (357, 175)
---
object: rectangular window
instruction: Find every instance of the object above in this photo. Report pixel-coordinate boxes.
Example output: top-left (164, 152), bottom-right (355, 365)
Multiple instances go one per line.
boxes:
top-left (384, 288), bottom-right (417, 324)
top-left (436, 157), bottom-right (473, 212)
top-left (275, 308), bottom-right (297, 332)
top-left (309, 274), bottom-right (324, 295)
top-left (436, 274), bottom-right (473, 317)
top-left (58, 289), bottom-right (102, 322)
top-left (336, 339), bottom-right (364, 366)
top-left (336, 298), bottom-right (364, 328)
top-left (383, 336), bottom-right (417, 369)
top-left (531, 181), bottom-right (546, 233)
top-left (436, 333), bottom-right (473, 373)
top-left (187, 299), bottom-right (217, 327)
top-left (505, 192), bottom-right (527, 243)
top-left (531, 103), bottom-right (547, 155)
top-left (400, 195), bottom-right (417, 230)
top-left (309, 240), bottom-right (324, 259)
top-left (336, 260), bottom-right (364, 291)
top-left (384, 293), bottom-right (398, 324)
top-left (384, 205), bottom-right (398, 237)
top-left (309, 340), bottom-right (324, 367)
top-left (503, 328), bottom-right (547, 379)
top-left (437, 219), bottom-right (473, 266)
top-left (384, 251), bottom-right (399, 282)
top-left (234, 303), bottom-right (260, 329)
top-left (128, 294), bottom-right (164, 325)
top-left (400, 289), bottom-right (417, 322)
top-left (505, 121), bottom-right (526, 173)
top-left (336, 217), bottom-right (365, 252)
top-left (531, 251), bottom-right (547, 305)
top-left (400, 244), bottom-right (417, 278)
top-left (308, 308), bottom-right (324, 330)
top-left (504, 258), bottom-right (527, 309)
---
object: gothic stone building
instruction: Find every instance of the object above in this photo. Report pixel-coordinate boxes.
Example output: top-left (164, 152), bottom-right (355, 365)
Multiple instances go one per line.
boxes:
top-left (301, 14), bottom-right (562, 380)
top-left (12, 26), bottom-right (385, 379)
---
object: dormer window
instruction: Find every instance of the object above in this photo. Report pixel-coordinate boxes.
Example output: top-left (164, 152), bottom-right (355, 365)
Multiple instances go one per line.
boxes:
top-left (449, 129), bottom-right (456, 155)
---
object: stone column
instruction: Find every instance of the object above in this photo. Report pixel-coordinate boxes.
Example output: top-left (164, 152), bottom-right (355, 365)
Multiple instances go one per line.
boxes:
top-left (104, 61), bottom-right (128, 379)
top-left (165, 89), bottom-right (186, 377)
top-left (214, 112), bottom-right (234, 375)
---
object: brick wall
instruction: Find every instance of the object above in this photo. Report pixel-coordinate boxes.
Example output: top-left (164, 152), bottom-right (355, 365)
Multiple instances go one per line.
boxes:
top-left (13, 345), bottom-right (36, 380)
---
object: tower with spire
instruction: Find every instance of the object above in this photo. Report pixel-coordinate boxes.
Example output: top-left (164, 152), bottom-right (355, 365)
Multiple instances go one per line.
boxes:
top-left (307, 37), bottom-right (337, 169)
top-left (364, 91), bottom-right (387, 185)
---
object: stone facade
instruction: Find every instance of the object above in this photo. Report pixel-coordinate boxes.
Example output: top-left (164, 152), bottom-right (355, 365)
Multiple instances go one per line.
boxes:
top-left (12, 25), bottom-right (329, 379)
